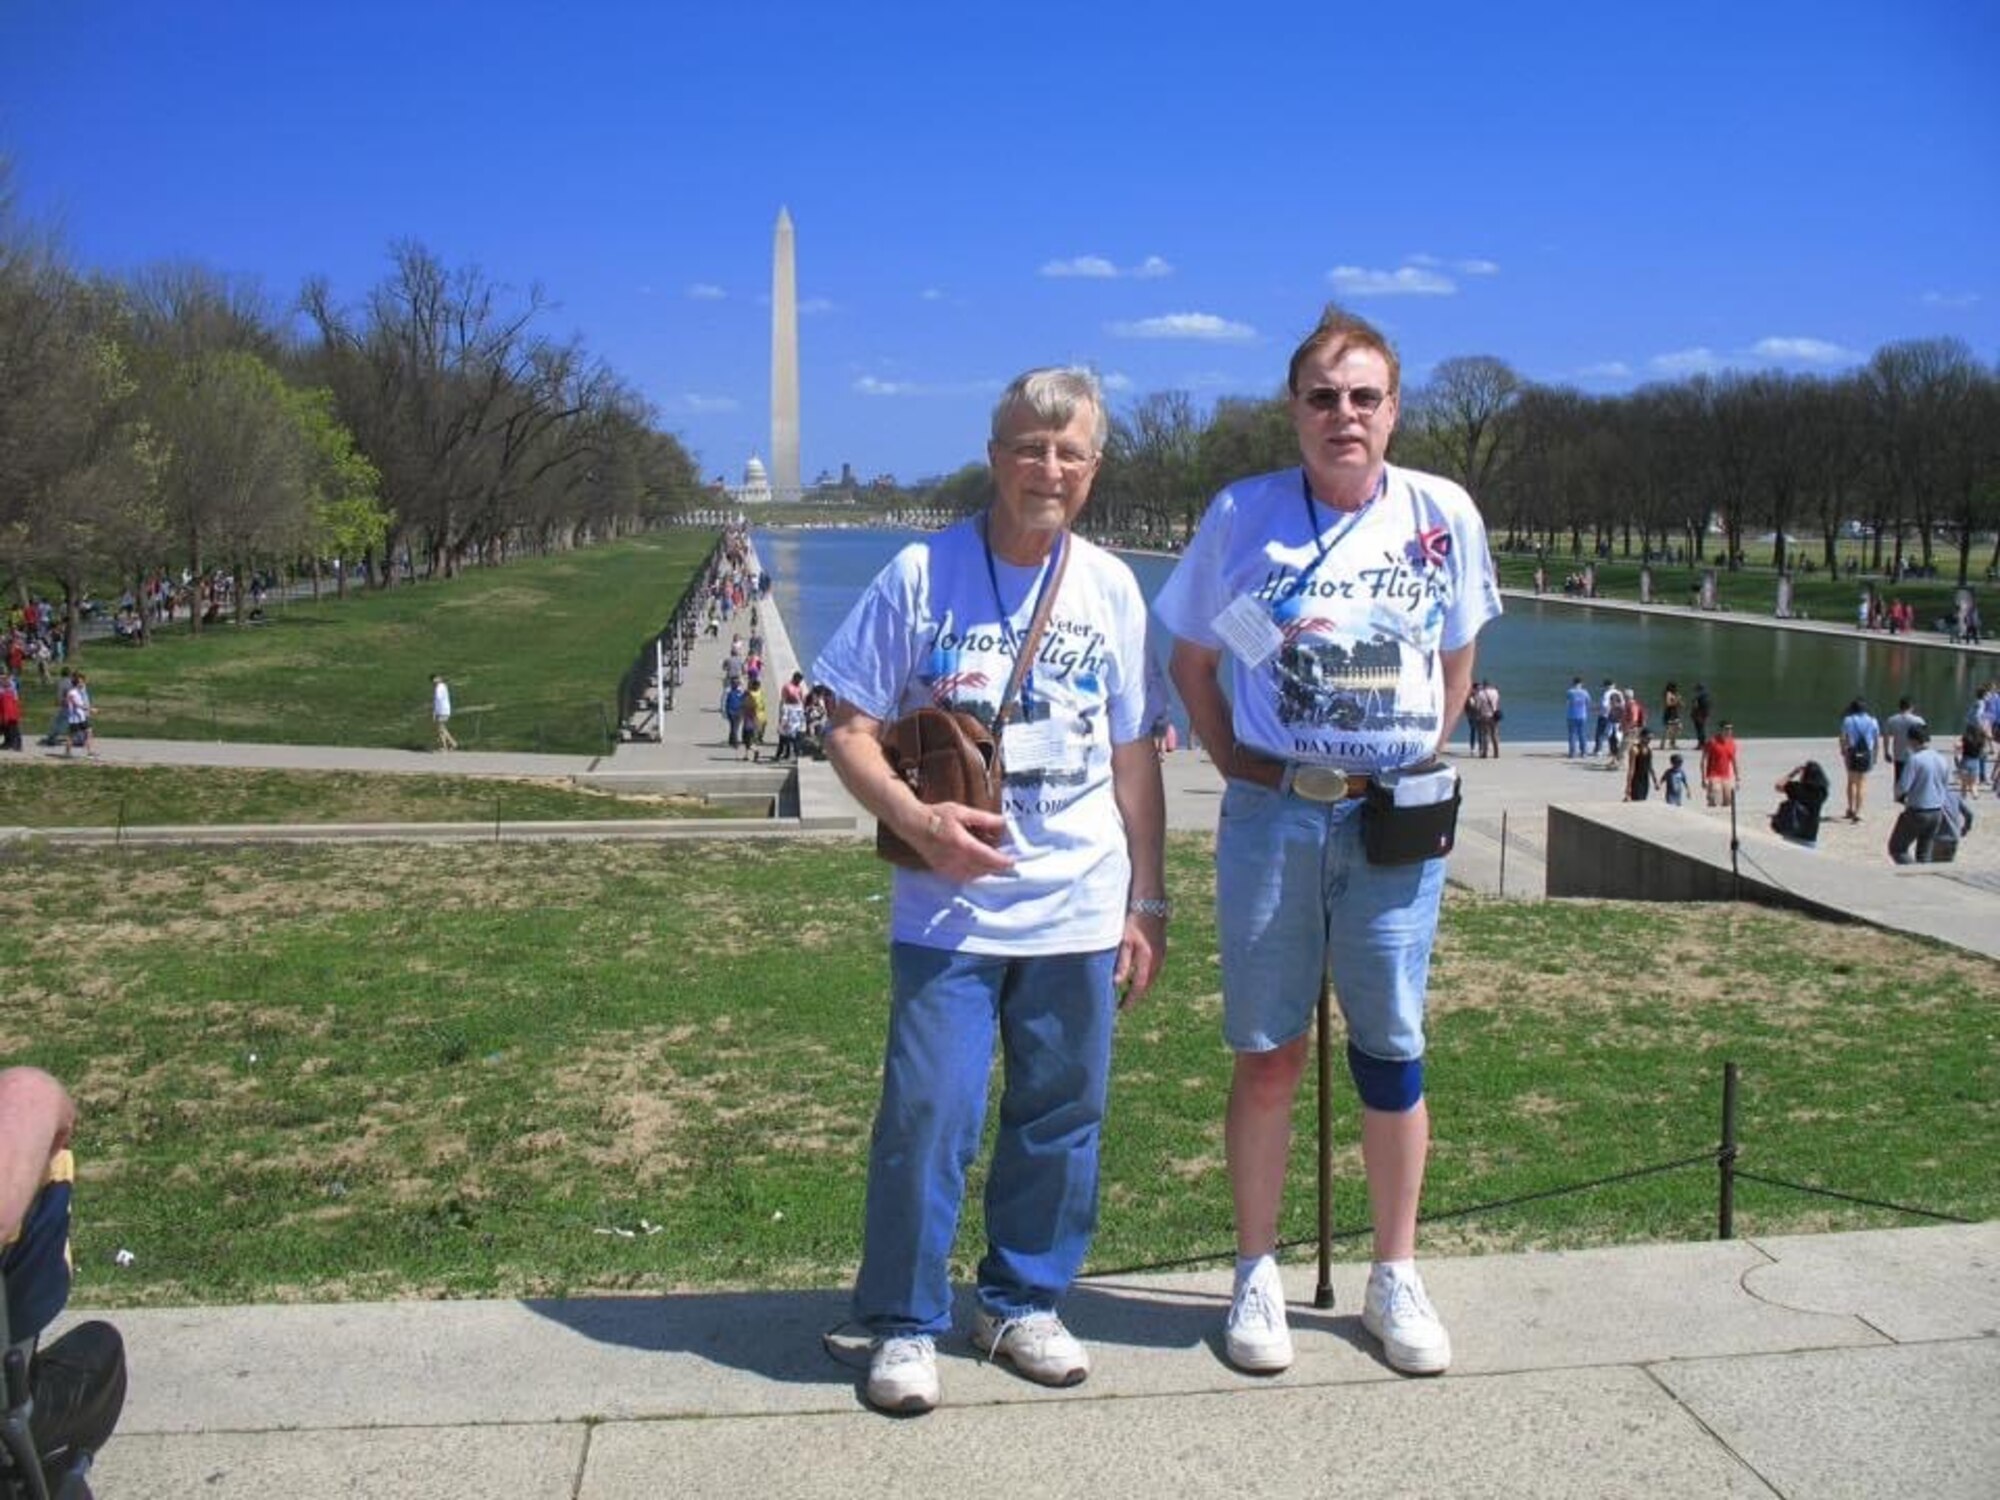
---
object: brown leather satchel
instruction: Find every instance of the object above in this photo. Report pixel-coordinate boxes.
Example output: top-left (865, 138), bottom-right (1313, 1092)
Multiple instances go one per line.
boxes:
top-left (874, 708), bottom-right (1002, 868)
top-left (873, 528), bottom-right (1070, 871)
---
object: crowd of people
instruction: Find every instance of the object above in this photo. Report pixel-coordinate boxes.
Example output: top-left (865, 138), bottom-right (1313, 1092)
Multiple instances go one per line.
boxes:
top-left (1548, 669), bottom-right (1993, 865)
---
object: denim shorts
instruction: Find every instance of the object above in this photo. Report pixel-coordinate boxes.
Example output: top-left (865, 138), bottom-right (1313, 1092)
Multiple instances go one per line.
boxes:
top-left (1214, 778), bottom-right (1448, 1059)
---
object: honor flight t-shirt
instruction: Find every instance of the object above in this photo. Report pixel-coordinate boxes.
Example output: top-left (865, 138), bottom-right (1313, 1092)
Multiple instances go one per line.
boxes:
top-left (814, 517), bottom-right (1154, 956)
top-left (1154, 464), bottom-right (1501, 774)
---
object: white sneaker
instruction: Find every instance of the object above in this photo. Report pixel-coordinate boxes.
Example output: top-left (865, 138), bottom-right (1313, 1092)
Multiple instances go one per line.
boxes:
top-left (865, 1334), bottom-right (939, 1413)
top-left (970, 1308), bottom-right (1089, 1387)
top-left (1224, 1258), bottom-right (1294, 1373)
top-left (1362, 1263), bottom-right (1452, 1375)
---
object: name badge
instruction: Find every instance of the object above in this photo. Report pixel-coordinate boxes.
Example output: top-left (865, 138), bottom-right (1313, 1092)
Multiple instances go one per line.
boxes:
top-left (1213, 595), bottom-right (1286, 668)
top-left (1003, 717), bottom-right (1072, 773)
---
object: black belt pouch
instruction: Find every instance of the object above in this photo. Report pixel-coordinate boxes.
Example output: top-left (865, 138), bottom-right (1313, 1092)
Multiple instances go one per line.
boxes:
top-left (1360, 783), bottom-right (1462, 865)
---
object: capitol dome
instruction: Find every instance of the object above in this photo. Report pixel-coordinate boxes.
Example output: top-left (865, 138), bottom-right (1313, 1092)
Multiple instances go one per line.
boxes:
top-left (733, 454), bottom-right (774, 505)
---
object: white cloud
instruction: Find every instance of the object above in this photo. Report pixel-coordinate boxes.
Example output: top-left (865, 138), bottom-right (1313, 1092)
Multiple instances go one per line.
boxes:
top-left (1457, 258), bottom-right (1500, 276)
top-left (1650, 347), bottom-right (1721, 376)
top-left (798, 297), bottom-right (835, 315)
top-left (686, 283), bottom-right (726, 301)
top-left (1751, 336), bottom-right (1856, 365)
top-left (1101, 372), bottom-right (1135, 392)
top-left (1041, 253), bottom-right (1174, 279)
top-left (1106, 312), bottom-right (1257, 342)
top-left (1407, 252), bottom-right (1442, 267)
top-left (1327, 264), bottom-right (1456, 297)
top-left (1041, 255), bottom-right (1120, 279)
top-left (853, 376), bottom-right (1003, 398)
top-left (1921, 290), bottom-right (1980, 308)
top-left (919, 287), bottom-right (945, 301)
top-left (1577, 361), bottom-right (1633, 379)
top-left (680, 393), bottom-right (739, 413)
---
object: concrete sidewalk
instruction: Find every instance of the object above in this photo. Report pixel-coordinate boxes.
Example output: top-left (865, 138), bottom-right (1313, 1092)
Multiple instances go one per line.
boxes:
top-left (66, 1221), bottom-right (1998, 1498)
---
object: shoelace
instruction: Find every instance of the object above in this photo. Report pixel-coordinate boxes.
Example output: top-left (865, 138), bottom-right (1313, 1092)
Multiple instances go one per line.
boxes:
top-left (879, 1335), bottom-right (932, 1369)
top-left (1232, 1278), bottom-right (1281, 1332)
top-left (979, 1312), bottom-right (1056, 1364)
top-left (1381, 1276), bottom-right (1435, 1323)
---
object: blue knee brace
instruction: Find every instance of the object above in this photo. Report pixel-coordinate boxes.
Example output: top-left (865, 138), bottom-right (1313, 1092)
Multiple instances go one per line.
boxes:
top-left (1347, 1044), bottom-right (1423, 1112)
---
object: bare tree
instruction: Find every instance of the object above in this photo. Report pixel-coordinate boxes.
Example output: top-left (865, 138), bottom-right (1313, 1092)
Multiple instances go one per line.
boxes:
top-left (1100, 390), bottom-right (1201, 539)
top-left (1402, 355), bottom-right (1524, 501)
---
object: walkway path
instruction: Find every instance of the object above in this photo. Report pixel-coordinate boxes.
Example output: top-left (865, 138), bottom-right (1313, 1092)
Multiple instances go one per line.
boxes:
top-left (73, 1221), bottom-right (1999, 1497)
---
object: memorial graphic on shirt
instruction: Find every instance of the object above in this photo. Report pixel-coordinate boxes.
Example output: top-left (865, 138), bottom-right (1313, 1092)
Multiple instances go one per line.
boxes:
top-left (1264, 556), bottom-right (1447, 739)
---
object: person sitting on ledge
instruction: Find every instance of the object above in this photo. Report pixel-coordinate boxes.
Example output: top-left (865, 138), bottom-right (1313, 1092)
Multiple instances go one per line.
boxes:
top-left (1, 1066), bottom-right (126, 1497)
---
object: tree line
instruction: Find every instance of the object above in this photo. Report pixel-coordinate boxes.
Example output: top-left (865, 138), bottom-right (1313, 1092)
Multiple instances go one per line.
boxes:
top-left (0, 164), bottom-right (704, 658)
top-left (918, 337), bottom-right (2000, 587)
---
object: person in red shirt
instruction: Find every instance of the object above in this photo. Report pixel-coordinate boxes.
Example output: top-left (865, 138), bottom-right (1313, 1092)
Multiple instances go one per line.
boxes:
top-left (0, 672), bottom-right (20, 752)
top-left (1702, 720), bottom-right (1739, 807)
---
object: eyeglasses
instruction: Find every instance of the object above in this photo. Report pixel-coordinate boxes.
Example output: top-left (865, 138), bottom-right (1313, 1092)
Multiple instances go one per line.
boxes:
top-left (1300, 385), bottom-right (1390, 416)
top-left (1002, 439), bottom-right (1097, 474)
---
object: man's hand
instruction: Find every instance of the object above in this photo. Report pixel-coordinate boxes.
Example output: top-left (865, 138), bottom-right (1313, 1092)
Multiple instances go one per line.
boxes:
top-left (912, 800), bottom-right (1015, 883)
top-left (1114, 912), bottom-right (1165, 1009)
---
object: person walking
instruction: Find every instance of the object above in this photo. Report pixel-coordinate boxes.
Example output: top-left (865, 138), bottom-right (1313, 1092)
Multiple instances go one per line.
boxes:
top-left (0, 670), bottom-right (21, 752)
top-left (1564, 676), bottom-right (1591, 758)
top-left (1702, 720), bottom-right (1739, 807)
top-left (739, 675), bottom-right (766, 762)
top-left (1155, 306), bottom-right (1501, 1379)
top-left (1838, 696), bottom-right (1881, 822)
top-left (1882, 697), bottom-right (1926, 794)
top-left (1888, 725), bottom-right (1952, 863)
top-left (431, 674), bottom-right (458, 752)
top-left (60, 671), bottom-right (94, 759)
top-left (1624, 728), bottom-right (1657, 801)
top-left (1660, 681), bottom-right (1683, 750)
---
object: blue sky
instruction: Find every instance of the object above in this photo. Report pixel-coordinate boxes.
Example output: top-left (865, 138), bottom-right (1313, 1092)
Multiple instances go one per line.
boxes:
top-left (3, 2), bottom-right (1993, 487)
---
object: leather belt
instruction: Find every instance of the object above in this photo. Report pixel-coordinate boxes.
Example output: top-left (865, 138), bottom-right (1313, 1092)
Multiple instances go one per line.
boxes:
top-left (1231, 749), bottom-right (1373, 802)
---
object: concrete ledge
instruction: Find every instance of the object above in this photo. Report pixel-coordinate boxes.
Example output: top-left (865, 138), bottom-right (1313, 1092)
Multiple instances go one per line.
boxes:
top-left (1546, 800), bottom-right (1998, 956)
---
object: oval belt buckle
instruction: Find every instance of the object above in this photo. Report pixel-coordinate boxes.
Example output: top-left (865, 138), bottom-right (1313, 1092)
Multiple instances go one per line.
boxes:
top-left (1290, 764), bottom-right (1349, 802)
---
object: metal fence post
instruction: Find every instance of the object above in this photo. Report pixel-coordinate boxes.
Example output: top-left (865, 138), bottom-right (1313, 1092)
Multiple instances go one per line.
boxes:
top-left (1314, 973), bottom-right (1335, 1309)
top-left (1718, 1061), bottom-right (1739, 1239)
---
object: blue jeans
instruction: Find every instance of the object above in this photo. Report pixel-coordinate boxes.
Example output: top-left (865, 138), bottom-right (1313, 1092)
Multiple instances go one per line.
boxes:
top-left (853, 943), bottom-right (1118, 1336)
top-left (1214, 781), bottom-right (1447, 1059)
top-left (1567, 718), bottom-right (1589, 757)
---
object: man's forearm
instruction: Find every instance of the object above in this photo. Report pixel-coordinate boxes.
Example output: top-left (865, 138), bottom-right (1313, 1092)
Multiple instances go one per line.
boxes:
top-left (1111, 738), bottom-right (1166, 900)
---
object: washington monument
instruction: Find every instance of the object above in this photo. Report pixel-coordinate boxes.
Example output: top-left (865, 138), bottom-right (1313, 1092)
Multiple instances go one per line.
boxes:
top-left (770, 206), bottom-right (800, 500)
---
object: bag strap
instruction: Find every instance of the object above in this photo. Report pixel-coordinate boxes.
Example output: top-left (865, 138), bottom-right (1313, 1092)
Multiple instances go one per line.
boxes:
top-left (991, 530), bottom-right (1070, 735)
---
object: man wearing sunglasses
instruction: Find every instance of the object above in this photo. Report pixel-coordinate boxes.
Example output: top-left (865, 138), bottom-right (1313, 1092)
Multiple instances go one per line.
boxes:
top-left (1154, 306), bottom-right (1500, 1378)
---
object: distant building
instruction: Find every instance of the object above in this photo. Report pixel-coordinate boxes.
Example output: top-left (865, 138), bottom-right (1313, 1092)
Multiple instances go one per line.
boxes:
top-left (732, 455), bottom-right (773, 506)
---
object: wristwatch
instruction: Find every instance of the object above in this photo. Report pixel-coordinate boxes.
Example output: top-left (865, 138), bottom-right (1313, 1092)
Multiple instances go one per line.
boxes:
top-left (1128, 897), bottom-right (1172, 920)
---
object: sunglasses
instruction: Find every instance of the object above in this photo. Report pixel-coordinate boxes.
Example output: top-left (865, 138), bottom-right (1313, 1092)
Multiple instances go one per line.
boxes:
top-left (1301, 385), bottom-right (1390, 415)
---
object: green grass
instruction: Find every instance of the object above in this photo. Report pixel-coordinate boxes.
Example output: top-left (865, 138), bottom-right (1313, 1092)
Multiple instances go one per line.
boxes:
top-left (0, 762), bottom-right (749, 826)
top-left (1494, 550), bottom-right (1985, 626)
top-left (8, 835), bottom-right (1992, 1309)
top-left (46, 529), bottom-right (719, 754)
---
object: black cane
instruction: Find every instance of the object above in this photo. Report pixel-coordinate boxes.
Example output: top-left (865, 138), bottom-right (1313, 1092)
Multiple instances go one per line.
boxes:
top-left (1314, 970), bottom-right (1335, 1309)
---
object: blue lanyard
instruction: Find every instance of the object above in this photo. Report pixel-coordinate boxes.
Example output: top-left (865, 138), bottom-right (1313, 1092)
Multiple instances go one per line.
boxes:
top-left (1298, 469), bottom-right (1388, 574)
top-left (981, 521), bottom-right (1064, 702)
